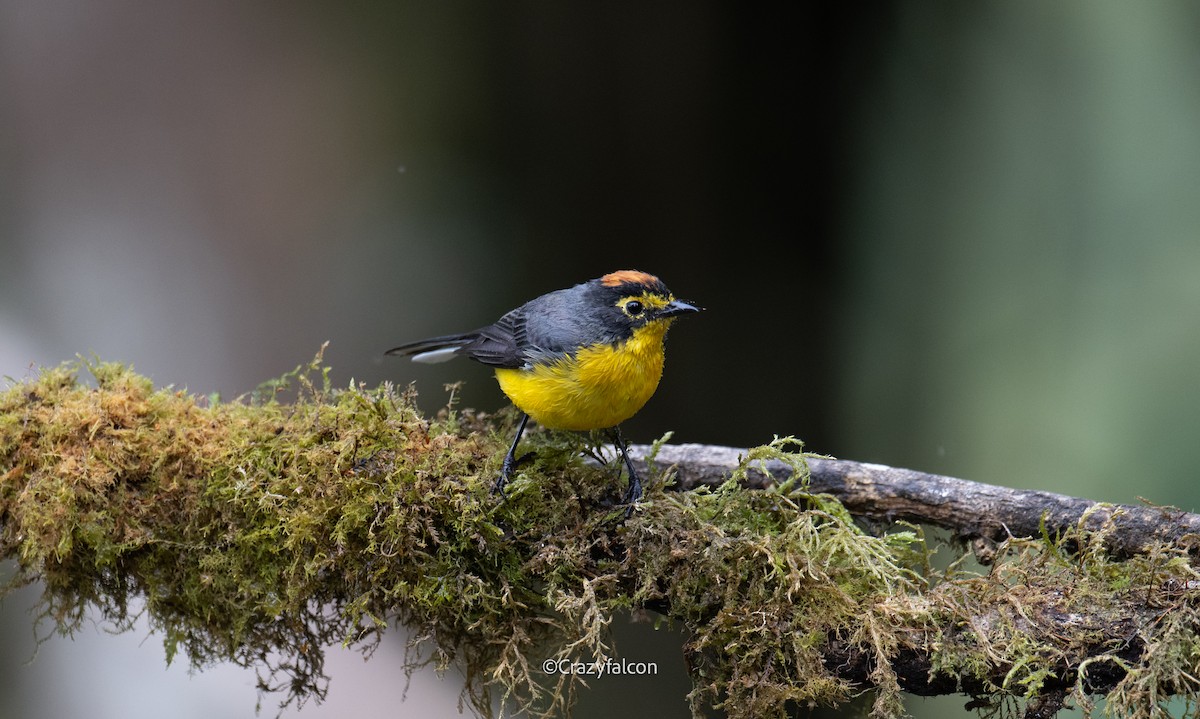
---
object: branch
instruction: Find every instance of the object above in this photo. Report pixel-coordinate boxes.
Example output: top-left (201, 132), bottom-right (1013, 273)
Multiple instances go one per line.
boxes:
top-left (624, 443), bottom-right (1200, 558)
top-left (3, 358), bottom-right (1200, 719)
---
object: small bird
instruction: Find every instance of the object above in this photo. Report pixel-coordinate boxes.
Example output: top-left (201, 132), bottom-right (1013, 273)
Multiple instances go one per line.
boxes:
top-left (386, 270), bottom-right (700, 510)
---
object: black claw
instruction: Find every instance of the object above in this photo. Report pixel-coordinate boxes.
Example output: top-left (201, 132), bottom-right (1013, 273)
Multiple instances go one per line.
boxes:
top-left (621, 473), bottom-right (642, 518)
top-left (623, 471), bottom-right (643, 505)
top-left (494, 413), bottom-right (530, 498)
top-left (493, 459), bottom-right (513, 497)
top-left (610, 426), bottom-right (643, 518)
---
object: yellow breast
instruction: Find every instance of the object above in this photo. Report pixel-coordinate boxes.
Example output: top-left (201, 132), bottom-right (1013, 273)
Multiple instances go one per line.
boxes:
top-left (493, 321), bottom-right (670, 431)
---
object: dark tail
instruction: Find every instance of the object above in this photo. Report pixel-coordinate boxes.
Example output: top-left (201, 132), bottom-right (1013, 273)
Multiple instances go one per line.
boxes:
top-left (385, 332), bottom-right (477, 363)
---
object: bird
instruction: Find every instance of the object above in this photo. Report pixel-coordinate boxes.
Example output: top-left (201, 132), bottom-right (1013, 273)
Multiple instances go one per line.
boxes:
top-left (386, 270), bottom-right (700, 511)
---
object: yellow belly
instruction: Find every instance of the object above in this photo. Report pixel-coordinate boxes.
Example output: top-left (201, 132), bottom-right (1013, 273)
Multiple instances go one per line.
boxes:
top-left (493, 323), bottom-right (668, 431)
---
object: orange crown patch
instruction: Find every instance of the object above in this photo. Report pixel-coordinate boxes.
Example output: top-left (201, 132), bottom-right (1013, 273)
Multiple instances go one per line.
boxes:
top-left (600, 270), bottom-right (660, 287)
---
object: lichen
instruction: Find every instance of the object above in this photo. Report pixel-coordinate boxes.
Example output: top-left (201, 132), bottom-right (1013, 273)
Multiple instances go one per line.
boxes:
top-left (2, 352), bottom-right (1200, 718)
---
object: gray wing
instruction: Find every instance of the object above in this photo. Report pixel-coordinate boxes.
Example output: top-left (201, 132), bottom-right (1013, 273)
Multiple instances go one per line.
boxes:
top-left (458, 309), bottom-right (527, 368)
top-left (518, 287), bottom-right (611, 363)
top-left (411, 283), bottom-right (611, 369)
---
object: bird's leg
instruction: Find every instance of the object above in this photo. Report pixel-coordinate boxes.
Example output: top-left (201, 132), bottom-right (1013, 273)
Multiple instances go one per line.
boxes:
top-left (494, 413), bottom-right (530, 497)
top-left (610, 426), bottom-right (642, 515)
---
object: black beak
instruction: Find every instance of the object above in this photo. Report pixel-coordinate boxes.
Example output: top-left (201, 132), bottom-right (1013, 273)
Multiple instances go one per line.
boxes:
top-left (658, 299), bottom-right (702, 319)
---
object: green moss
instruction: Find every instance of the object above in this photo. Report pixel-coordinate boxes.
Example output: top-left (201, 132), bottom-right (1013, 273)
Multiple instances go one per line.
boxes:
top-left (3, 353), bottom-right (1200, 718)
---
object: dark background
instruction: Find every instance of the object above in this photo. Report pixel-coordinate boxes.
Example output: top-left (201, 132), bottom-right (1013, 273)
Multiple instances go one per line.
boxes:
top-left (3, 3), bottom-right (1200, 718)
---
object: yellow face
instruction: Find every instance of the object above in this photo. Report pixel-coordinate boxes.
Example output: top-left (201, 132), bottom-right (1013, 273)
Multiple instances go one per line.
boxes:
top-left (615, 291), bottom-right (676, 324)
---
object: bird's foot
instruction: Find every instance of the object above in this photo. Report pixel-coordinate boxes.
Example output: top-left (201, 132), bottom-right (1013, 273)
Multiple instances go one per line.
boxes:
top-left (493, 451), bottom-right (534, 497)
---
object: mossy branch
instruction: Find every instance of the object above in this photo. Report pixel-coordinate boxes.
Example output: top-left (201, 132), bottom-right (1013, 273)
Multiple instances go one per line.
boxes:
top-left (623, 444), bottom-right (1200, 559)
top-left (3, 355), bottom-right (1200, 719)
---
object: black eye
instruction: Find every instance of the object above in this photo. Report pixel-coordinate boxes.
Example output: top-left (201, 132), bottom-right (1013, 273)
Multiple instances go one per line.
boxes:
top-left (625, 300), bottom-right (644, 316)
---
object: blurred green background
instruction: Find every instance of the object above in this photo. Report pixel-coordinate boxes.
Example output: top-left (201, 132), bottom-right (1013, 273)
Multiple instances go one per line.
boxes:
top-left (3, 2), bottom-right (1200, 717)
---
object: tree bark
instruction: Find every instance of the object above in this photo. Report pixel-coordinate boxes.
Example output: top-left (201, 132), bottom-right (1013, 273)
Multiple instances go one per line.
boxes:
top-left (625, 442), bottom-right (1200, 559)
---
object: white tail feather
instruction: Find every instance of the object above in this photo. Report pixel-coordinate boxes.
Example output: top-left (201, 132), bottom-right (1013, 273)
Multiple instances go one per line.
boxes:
top-left (411, 346), bottom-right (461, 364)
